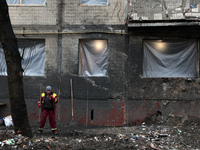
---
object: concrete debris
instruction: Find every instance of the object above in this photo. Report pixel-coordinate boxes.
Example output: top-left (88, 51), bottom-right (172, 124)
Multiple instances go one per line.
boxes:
top-left (150, 143), bottom-right (161, 150)
top-left (128, 0), bottom-right (200, 21)
top-left (0, 123), bottom-right (199, 149)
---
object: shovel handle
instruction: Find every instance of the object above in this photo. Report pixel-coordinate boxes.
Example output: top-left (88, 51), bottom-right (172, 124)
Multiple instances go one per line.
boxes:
top-left (38, 83), bottom-right (42, 122)
top-left (70, 78), bottom-right (74, 117)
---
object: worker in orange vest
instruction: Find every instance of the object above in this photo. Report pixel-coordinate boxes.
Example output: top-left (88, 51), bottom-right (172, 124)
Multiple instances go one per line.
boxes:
top-left (38, 86), bottom-right (58, 134)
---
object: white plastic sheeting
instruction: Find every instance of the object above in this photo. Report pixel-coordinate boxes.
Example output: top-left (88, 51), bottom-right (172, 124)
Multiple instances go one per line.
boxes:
top-left (0, 39), bottom-right (45, 76)
top-left (81, 0), bottom-right (108, 5)
top-left (22, 0), bottom-right (45, 4)
top-left (6, 0), bottom-right (20, 4)
top-left (80, 40), bottom-right (108, 76)
top-left (6, 0), bottom-right (45, 4)
top-left (143, 40), bottom-right (197, 78)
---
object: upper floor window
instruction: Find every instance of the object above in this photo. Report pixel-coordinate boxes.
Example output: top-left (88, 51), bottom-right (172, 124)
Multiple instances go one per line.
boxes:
top-left (6, 0), bottom-right (46, 5)
top-left (80, 0), bottom-right (108, 5)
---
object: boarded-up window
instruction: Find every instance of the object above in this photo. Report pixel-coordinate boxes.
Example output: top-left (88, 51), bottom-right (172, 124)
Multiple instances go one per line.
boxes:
top-left (0, 39), bottom-right (45, 76)
top-left (143, 40), bottom-right (197, 78)
top-left (79, 40), bottom-right (108, 76)
top-left (80, 0), bottom-right (108, 5)
top-left (6, 0), bottom-right (46, 5)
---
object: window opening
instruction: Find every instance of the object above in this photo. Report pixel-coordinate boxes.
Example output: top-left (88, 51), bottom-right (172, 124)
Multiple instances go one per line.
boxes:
top-left (6, 0), bottom-right (46, 5)
top-left (143, 39), bottom-right (197, 78)
top-left (0, 39), bottom-right (45, 76)
top-left (79, 39), bottom-right (108, 77)
top-left (80, 0), bottom-right (108, 5)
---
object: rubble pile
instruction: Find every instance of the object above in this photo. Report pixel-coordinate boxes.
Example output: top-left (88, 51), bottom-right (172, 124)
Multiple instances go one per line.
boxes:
top-left (0, 123), bottom-right (200, 149)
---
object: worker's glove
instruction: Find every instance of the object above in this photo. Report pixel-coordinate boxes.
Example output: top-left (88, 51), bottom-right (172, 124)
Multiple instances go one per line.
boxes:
top-left (38, 103), bottom-right (41, 108)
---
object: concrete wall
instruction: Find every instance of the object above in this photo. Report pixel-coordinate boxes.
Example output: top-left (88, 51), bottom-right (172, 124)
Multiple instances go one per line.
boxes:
top-left (0, 0), bottom-right (128, 127)
top-left (127, 26), bottom-right (200, 101)
top-left (1, 0), bottom-right (200, 127)
top-left (125, 26), bottom-right (200, 125)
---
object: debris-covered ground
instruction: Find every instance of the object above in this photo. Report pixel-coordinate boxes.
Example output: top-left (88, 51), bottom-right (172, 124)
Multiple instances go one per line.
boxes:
top-left (0, 123), bottom-right (200, 150)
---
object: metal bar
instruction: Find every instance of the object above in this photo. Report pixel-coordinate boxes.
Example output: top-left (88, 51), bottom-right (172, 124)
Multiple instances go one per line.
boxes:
top-left (197, 40), bottom-right (199, 78)
top-left (14, 31), bottom-right (128, 35)
top-left (78, 40), bottom-right (82, 76)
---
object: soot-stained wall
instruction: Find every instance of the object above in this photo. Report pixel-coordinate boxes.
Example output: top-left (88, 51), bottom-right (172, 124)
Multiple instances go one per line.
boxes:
top-left (2, 0), bottom-right (200, 127)
top-left (126, 25), bottom-right (200, 125)
top-left (127, 26), bottom-right (200, 101)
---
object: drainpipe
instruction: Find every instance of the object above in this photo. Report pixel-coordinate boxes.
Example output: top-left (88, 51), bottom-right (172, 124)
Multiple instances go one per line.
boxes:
top-left (57, 0), bottom-right (63, 78)
top-left (57, 0), bottom-right (63, 123)
top-left (124, 24), bottom-right (129, 125)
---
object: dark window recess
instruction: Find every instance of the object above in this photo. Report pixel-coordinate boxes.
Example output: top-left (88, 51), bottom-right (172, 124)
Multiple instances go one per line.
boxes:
top-left (91, 109), bottom-right (94, 120)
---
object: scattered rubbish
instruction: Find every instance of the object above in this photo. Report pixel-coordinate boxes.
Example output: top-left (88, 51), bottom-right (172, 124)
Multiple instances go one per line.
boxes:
top-left (150, 143), bottom-right (161, 150)
top-left (142, 122), bottom-right (146, 127)
top-left (47, 145), bottom-right (51, 149)
top-left (169, 114), bottom-right (174, 117)
top-left (0, 118), bottom-right (4, 126)
top-left (117, 134), bottom-right (126, 139)
top-left (135, 134), bottom-right (140, 140)
top-left (94, 137), bottom-right (99, 142)
top-left (75, 139), bottom-right (82, 143)
top-left (159, 134), bottom-right (168, 137)
top-left (11, 145), bottom-right (17, 149)
top-left (28, 141), bottom-right (33, 146)
top-left (105, 137), bottom-right (112, 141)
top-left (5, 139), bottom-right (15, 145)
top-left (0, 141), bottom-right (4, 147)
top-left (23, 145), bottom-right (28, 149)
top-left (178, 129), bottom-right (182, 134)
top-left (3, 115), bottom-right (13, 127)
top-left (0, 125), bottom-right (198, 149)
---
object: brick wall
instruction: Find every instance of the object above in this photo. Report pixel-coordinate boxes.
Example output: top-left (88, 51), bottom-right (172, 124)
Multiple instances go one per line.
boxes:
top-left (8, 0), bottom-right (58, 26)
top-left (8, 0), bottom-right (127, 26)
top-left (63, 0), bottom-right (127, 25)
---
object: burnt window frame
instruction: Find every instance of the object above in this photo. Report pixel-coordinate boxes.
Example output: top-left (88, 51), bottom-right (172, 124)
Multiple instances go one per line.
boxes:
top-left (142, 39), bottom-right (199, 78)
top-left (78, 39), bottom-right (109, 77)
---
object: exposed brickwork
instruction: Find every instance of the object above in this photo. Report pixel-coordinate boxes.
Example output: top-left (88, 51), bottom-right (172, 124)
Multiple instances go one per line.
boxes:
top-left (128, 0), bottom-right (200, 21)
top-left (8, 0), bottom-right (126, 26)
top-left (63, 0), bottom-right (126, 25)
top-left (8, 1), bottom-right (58, 25)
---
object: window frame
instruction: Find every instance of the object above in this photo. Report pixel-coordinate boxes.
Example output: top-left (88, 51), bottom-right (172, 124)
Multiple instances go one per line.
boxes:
top-left (142, 39), bottom-right (199, 78)
top-left (80, 0), bottom-right (109, 6)
top-left (0, 38), bottom-right (46, 77)
top-left (7, 0), bottom-right (46, 6)
top-left (78, 39), bottom-right (108, 77)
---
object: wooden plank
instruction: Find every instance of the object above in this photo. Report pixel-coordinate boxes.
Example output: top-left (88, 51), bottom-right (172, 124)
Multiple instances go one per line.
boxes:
top-left (79, 40), bottom-right (82, 76)
top-left (197, 40), bottom-right (199, 78)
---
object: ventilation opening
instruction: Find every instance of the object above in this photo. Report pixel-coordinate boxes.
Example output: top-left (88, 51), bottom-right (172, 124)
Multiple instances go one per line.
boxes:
top-left (91, 109), bottom-right (94, 121)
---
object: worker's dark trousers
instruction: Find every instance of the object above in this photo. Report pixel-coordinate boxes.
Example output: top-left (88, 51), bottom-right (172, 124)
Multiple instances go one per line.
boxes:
top-left (38, 109), bottom-right (57, 132)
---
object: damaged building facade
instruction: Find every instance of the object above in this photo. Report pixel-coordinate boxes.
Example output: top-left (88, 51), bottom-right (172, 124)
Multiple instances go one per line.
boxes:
top-left (1, 0), bottom-right (200, 126)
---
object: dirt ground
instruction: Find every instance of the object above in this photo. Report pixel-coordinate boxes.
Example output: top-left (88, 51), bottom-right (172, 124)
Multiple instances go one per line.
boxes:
top-left (0, 122), bottom-right (200, 150)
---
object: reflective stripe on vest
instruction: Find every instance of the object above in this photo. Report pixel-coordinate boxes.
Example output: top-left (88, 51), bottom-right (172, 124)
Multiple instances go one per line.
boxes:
top-left (53, 93), bottom-right (57, 98)
top-left (41, 93), bottom-right (45, 97)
